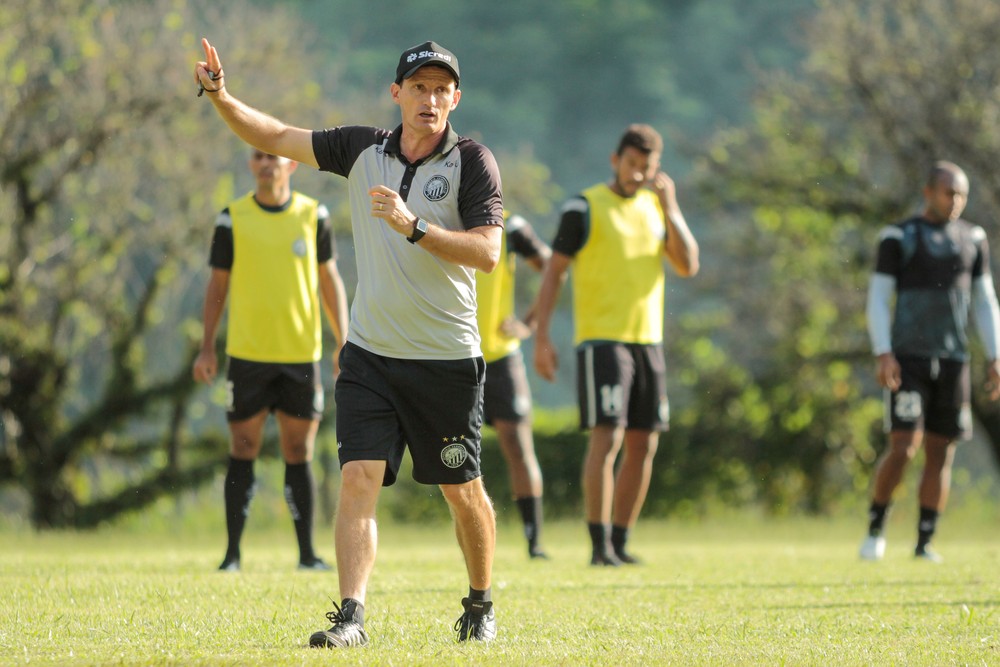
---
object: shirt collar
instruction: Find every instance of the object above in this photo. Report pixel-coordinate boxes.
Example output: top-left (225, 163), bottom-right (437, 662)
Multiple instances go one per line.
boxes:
top-left (384, 123), bottom-right (459, 163)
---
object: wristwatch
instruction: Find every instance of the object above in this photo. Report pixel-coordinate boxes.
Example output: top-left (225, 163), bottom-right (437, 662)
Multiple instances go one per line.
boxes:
top-left (407, 217), bottom-right (428, 244)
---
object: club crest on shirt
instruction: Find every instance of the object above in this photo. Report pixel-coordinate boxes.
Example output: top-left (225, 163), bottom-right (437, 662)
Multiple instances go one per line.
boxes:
top-left (292, 238), bottom-right (307, 257)
top-left (424, 175), bottom-right (450, 201)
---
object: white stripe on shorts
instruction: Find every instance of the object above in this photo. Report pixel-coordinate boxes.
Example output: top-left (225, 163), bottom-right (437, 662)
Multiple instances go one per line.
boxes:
top-left (584, 345), bottom-right (596, 429)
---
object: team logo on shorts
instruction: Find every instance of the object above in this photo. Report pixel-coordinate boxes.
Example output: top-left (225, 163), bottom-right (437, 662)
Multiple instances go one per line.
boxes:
top-left (423, 175), bottom-right (450, 201)
top-left (441, 443), bottom-right (468, 469)
top-left (292, 238), bottom-right (307, 257)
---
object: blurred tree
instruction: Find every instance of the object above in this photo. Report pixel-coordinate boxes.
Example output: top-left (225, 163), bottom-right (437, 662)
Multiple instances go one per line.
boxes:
top-left (0, 0), bottom-right (342, 528)
top-left (691, 0), bottom-right (1000, 511)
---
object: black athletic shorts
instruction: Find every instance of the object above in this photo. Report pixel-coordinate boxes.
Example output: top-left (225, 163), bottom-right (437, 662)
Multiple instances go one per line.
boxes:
top-left (576, 342), bottom-right (669, 431)
top-left (483, 349), bottom-right (532, 425)
top-left (885, 355), bottom-right (972, 440)
top-left (334, 342), bottom-right (486, 487)
top-left (225, 356), bottom-right (324, 422)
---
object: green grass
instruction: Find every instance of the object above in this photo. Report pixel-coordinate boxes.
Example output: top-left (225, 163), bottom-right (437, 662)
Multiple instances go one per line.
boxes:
top-left (1, 514), bottom-right (998, 666)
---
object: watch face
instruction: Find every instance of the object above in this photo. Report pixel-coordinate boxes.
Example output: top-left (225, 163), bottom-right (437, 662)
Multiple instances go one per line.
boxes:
top-left (408, 218), bottom-right (427, 243)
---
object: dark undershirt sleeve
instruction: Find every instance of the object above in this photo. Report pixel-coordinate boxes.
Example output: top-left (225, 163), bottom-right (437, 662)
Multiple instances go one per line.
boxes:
top-left (208, 209), bottom-right (233, 270)
top-left (551, 197), bottom-right (589, 257)
top-left (507, 217), bottom-right (547, 260)
top-left (873, 236), bottom-right (902, 277)
top-left (316, 205), bottom-right (335, 263)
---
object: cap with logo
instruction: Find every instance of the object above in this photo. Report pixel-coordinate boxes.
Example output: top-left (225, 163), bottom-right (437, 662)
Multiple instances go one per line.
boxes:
top-left (395, 41), bottom-right (460, 87)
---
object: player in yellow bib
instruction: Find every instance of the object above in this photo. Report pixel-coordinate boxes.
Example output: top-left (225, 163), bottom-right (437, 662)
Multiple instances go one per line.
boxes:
top-left (193, 149), bottom-right (349, 572)
top-left (534, 124), bottom-right (699, 565)
top-left (476, 211), bottom-right (551, 559)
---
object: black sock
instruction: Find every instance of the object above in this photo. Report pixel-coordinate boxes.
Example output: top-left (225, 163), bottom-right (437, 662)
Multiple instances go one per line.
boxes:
top-left (341, 598), bottom-right (365, 626)
top-left (587, 522), bottom-right (610, 555)
top-left (867, 501), bottom-right (889, 537)
top-left (611, 524), bottom-right (629, 555)
top-left (223, 457), bottom-right (255, 561)
top-left (468, 586), bottom-right (492, 603)
top-left (516, 496), bottom-right (543, 552)
top-left (284, 462), bottom-right (316, 563)
top-left (916, 506), bottom-right (939, 552)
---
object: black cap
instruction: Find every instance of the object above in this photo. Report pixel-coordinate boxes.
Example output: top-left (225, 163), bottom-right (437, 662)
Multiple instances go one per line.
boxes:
top-left (395, 41), bottom-right (460, 86)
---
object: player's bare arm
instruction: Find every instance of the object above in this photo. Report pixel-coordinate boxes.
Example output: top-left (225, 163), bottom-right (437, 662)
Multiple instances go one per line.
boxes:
top-left (986, 359), bottom-right (1000, 401)
top-left (195, 38), bottom-right (317, 168)
top-left (192, 268), bottom-right (230, 384)
top-left (318, 261), bottom-right (349, 377)
top-left (368, 185), bottom-right (501, 272)
top-left (651, 171), bottom-right (699, 277)
top-left (532, 252), bottom-right (573, 382)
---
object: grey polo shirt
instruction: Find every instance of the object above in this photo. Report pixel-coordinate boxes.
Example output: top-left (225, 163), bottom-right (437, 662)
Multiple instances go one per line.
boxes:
top-left (312, 123), bottom-right (503, 360)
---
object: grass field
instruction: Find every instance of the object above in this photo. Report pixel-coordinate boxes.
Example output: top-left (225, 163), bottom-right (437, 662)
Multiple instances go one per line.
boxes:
top-left (1, 512), bottom-right (998, 666)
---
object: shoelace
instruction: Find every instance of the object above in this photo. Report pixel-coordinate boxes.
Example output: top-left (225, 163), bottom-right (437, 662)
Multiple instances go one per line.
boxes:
top-left (325, 600), bottom-right (349, 627)
top-left (454, 610), bottom-right (488, 639)
top-left (454, 612), bottom-right (474, 637)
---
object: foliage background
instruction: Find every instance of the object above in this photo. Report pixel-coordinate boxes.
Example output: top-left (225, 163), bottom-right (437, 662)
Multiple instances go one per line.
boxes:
top-left (2, 0), bottom-right (1000, 529)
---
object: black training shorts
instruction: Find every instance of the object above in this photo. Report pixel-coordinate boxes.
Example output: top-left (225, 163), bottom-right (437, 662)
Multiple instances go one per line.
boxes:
top-left (225, 356), bottom-right (324, 422)
top-left (483, 349), bottom-right (532, 425)
top-left (334, 342), bottom-right (486, 486)
top-left (885, 355), bottom-right (972, 440)
top-left (576, 341), bottom-right (669, 431)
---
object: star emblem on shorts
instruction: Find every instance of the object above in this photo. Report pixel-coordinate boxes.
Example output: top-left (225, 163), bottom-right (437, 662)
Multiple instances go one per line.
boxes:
top-left (441, 435), bottom-right (466, 443)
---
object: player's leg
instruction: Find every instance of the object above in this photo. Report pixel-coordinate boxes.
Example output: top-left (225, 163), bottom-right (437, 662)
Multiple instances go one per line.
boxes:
top-left (494, 418), bottom-right (546, 555)
top-left (441, 477), bottom-right (498, 641)
top-left (914, 432), bottom-right (955, 559)
top-left (220, 410), bottom-right (267, 570)
top-left (486, 351), bottom-right (546, 558)
top-left (335, 459), bottom-right (386, 603)
top-left (911, 359), bottom-right (969, 561)
top-left (274, 361), bottom-right (328, 569)
top-left (275, 410), bottom-right (326, 568)
top-left (577, 343), bottom-right (630, 566)
top-left (861, 357), bottom-right (928, 560)
top-left (609, 344), bottom-right (668, 564)
top-left (310, 343), bottom-right (400, 648)
top-left (309, 458), bottom-right (383, 648)
top-left (583, 424), bottom-right (624, 565)
top-left (872, 429), bottom-right (923, 505)
top-left (860, 428), bottom-right (922, 561)
top-left (610, 429), bottom-right (659, 563)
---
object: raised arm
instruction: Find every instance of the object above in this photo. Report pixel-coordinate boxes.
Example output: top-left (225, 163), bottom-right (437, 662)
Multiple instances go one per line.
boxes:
top-left (651, 171), bottom-right (699, 277)
top-left (194, 38), bottom-right (317, 168)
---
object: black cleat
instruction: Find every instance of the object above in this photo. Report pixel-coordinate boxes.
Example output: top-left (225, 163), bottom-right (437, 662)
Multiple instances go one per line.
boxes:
top-left (309, 600), bottom-right (369, 648)
top-left (454, 598), bottom-right (497, 642)
top-left (614, 550), bottom-right (641, 565)
top-left (590, 551), bottom-right (622, 566)
top-left (298, 557), bottom-right (332, 571)
top-left (529, 547), bottom-right (549, 560)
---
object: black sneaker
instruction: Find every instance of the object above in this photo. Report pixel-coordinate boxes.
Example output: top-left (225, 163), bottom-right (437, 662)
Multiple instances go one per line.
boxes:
top-left (309, 600), bottom-right (369, 648)
top-left (590, 551), bottom-right (622, 566)
top-left (454, 598), bottom-right (497, 642)
top-left (298, 557), bottom-right (332, 571)
top-left (218, 557), bottom-right (240, 572)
